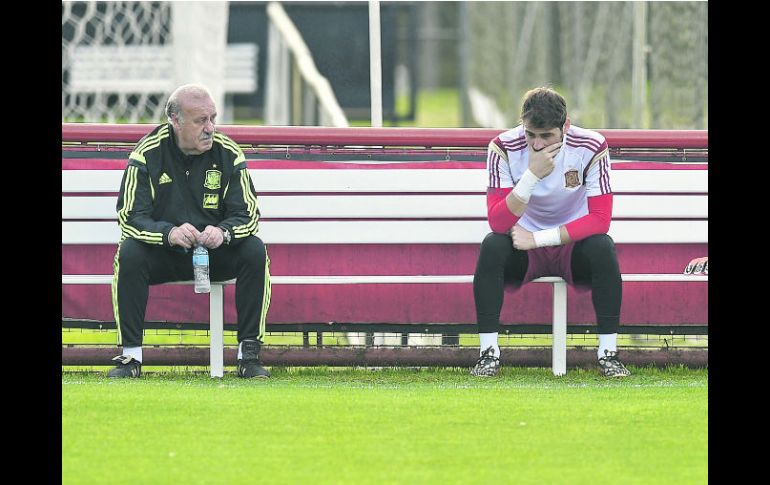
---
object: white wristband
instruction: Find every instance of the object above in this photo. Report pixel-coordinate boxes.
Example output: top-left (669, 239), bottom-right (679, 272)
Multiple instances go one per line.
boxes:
top-left (533, 227), bottom-right (562, 247)
top-left (512, 169), bottom-right (540, 204)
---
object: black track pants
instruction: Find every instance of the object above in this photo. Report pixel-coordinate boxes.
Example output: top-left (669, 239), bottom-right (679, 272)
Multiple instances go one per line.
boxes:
top-left (112, 236), bottom-right (271, 347)
top-left (473, 232), bottom-right (621, 334)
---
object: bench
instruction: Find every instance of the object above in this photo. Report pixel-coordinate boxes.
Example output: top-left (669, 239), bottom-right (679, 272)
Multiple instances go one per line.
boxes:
top-left (62, 124), bottom-right (708, 377)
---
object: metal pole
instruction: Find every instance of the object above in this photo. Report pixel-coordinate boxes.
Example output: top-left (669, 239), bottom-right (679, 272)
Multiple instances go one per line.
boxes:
top-left (369, 0), bottom-right (383, 127)
top-left (458, 1), bottom-right (471, 127)
top-left (632, 1), bottom-right (648, 128)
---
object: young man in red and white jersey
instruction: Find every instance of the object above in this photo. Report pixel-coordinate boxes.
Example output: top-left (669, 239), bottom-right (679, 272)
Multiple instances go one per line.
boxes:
top-left (471, 86), bottom-right (630, 378)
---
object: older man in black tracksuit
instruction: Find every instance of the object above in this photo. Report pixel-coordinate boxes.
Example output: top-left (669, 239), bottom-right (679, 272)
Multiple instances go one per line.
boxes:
top-left (108, 84), bottom-right (271, 378)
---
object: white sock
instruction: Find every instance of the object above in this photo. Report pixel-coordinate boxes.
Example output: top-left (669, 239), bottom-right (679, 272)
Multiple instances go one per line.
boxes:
top-left (237, 341), bottom-right (244, 360)
top-left (598, 334), bottom-right (617, 359)
top-left (122, 346), bottom-right (142, 363)
top-left (479, 332), bottom-right (500, 357)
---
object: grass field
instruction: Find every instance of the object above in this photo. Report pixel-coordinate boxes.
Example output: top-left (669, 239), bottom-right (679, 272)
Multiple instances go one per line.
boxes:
top-left (62, 366), bottom-right (707, 485)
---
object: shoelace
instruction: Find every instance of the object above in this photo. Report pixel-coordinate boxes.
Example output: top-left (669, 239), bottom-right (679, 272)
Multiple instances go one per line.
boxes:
top-left (113, 355), bottom-right (137, 366)
top-left (476, 349), bottom-right (499, 367)
top-left (601, 354), bottom-right (626, 371)
top-left (239, 358), bottom-right (262, 364)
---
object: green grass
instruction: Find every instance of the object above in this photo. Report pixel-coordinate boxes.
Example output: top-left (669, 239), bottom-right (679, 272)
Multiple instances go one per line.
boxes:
top-left (234, 89), bottom-right (461, 128)
top-left (239, 88), bottom-right (462, 128)
top-left (62, 366), bottom-right (707, 485)
top-left (396, 88), bottom-right (460, 127)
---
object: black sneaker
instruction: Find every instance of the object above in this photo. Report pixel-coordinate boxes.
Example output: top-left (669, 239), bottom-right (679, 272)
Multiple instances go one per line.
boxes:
top-left (106, 355), bottom-right (142, 378)
top-left (470, 346), bottom-right (500, 377)
top-left (237, 340), bottom-right (270, 378)
top-left (598, 350), bottom-right (631, 377)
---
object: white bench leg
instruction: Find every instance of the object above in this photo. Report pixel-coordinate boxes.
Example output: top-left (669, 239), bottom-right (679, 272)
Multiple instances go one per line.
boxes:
top-left (209, 284), bottom-right (224, 378)
top-left (552, 280), bottom-right (567, 376)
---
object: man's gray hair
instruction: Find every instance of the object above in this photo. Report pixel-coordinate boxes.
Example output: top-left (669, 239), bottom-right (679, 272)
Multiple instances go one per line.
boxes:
top-left (165, 84), bottom-right (213, 122)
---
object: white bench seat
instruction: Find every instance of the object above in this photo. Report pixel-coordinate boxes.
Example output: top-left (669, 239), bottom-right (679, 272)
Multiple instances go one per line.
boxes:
top-left (62, 273), bottom-right (706, 377)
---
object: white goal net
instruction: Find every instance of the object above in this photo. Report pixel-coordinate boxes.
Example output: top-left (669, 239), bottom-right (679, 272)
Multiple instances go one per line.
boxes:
top-left (62, 1), bottom-right (230, 123)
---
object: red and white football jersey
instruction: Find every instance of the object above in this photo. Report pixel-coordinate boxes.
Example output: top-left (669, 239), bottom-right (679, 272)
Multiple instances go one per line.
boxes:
top-left (486, 124), bottom-right (611, 231)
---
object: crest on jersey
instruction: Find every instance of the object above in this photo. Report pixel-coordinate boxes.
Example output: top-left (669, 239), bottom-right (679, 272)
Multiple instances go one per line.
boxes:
top-left (564, 169), bottom-right (580, 188)
top-left (204, 170), bottom-right (222, 190)
top-left (203, 193), bottom-right (219, 209)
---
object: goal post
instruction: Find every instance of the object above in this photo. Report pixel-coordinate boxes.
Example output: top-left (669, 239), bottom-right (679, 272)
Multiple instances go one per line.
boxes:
top-left (62, 1), bottom-right (229, 123)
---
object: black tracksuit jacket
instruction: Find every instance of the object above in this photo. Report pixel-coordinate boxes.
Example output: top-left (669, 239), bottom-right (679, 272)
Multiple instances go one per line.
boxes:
top-left (115, 123), bottom-right (260, 247)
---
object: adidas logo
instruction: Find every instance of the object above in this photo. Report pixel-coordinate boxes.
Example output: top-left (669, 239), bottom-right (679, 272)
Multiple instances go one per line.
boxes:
top-left (159, 173), bottom-right (172, 184)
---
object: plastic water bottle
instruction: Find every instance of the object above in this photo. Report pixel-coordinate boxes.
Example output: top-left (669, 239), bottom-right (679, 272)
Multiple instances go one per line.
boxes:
top-left (192, 245), bottom-right (210, 293)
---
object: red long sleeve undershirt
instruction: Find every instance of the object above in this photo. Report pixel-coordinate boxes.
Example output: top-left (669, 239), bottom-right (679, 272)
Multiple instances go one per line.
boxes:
top-left (486, 188), bottom-right (613, 241)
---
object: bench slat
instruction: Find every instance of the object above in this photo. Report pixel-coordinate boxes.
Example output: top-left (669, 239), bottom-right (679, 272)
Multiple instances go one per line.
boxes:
top-left (62, 169), bottom-right (708, 194)
top-left (61, 274), bottom-right (708, 285)
top-left (63, 194), bottom-right (708, 219)
top-left (251, 169), bottom-right (708, 193)
top-left (62, 220), bottom-right (708, 244)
